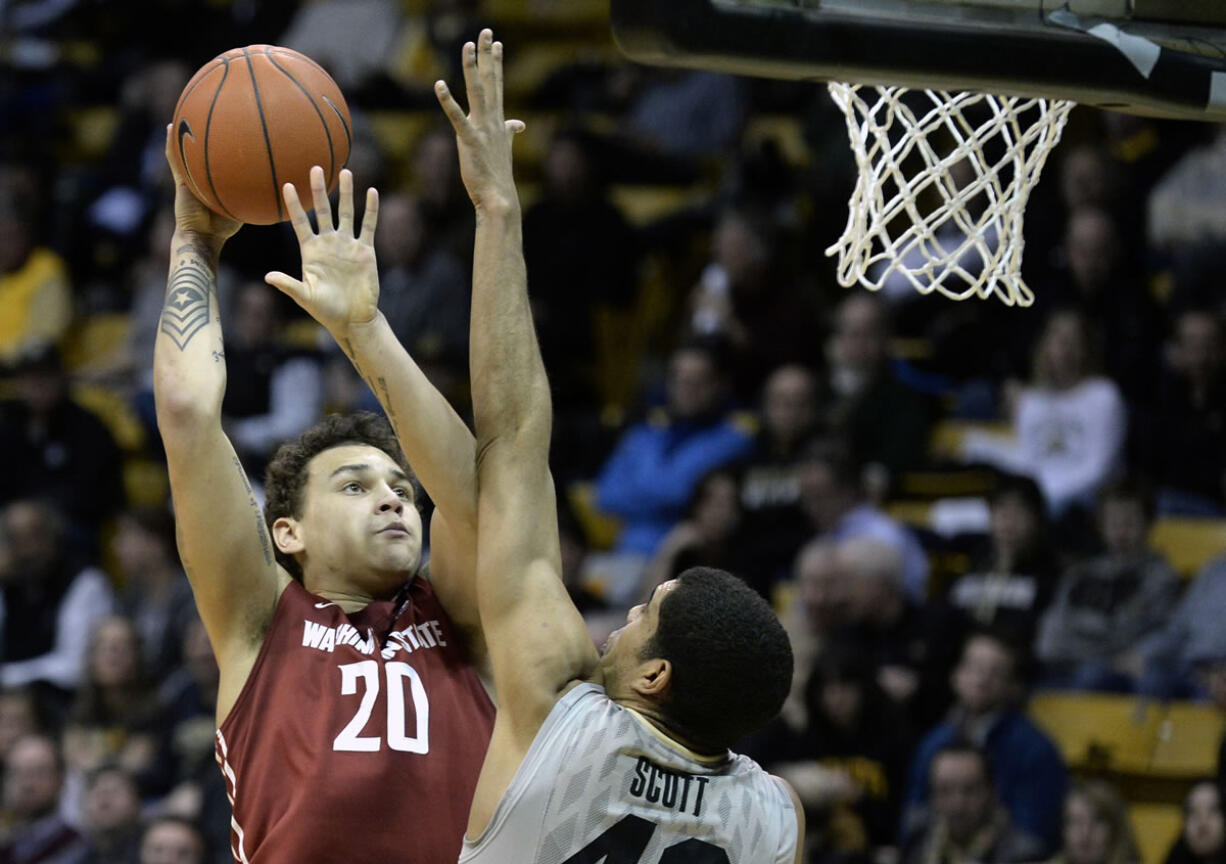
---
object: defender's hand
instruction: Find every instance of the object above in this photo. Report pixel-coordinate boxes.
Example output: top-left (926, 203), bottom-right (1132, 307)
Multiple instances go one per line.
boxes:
top-left (265, 166), bottom-right (381, 335)
top-left (164, 125), bottom-right (241, 252)
top-left (434, 29), bottom-right (525, 215)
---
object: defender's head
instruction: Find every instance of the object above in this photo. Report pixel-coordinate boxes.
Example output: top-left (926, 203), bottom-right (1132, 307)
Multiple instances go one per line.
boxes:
top-left (264, 413), bottom-right (422, 597)
top-left (599, 567), bottom-right (793, 753)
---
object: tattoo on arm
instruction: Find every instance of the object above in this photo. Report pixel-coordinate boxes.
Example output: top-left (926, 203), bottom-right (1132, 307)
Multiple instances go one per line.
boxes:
top-left (161, 252), bottom-right (216, 351)
top-left (233, 456), bottom-right (275, 566)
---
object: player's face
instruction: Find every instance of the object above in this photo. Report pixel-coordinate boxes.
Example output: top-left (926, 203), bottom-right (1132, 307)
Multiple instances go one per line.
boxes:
top-left (598, 581), bottom-right (679, 690)
top-left (294, 445), bottom-right (423, 594)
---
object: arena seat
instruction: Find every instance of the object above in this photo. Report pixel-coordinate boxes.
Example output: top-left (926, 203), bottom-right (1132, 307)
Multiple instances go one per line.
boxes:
top-left (1148, 702), bottom-right (1225, 778)
top-left (1130, 803), bottom-right (1183, 864)
top-left (1028, 691), bottom-right (1162, 773)
top-left (566, 481), bottom-right (622, 551)
top-left (1148, 518), bottom-right (1226, 579)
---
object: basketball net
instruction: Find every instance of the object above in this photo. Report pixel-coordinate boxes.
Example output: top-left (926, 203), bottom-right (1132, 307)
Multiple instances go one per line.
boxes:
top-left (826, 84), bottom-right (1074, 307)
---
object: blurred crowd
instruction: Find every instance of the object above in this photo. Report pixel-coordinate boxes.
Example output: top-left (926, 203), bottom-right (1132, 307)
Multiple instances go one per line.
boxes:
top-left (4, 1), bottom-right (1226, 863)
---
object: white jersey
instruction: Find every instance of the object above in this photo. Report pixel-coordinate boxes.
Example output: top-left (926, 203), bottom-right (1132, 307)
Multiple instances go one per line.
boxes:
top-left (460, 683), bottom-right (798, 864)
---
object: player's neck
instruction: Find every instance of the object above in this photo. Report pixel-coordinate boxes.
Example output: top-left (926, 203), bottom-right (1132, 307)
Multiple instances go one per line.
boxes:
top-left (617, 698), bottom-right (726, 761)
top-left (306, 581), bottom-right (401, 613)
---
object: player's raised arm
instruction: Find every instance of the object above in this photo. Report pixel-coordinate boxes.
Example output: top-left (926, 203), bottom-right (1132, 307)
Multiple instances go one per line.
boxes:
top-left (265, 168), bottom-right (486, 659)
top-left (437, 31), bottom-right (598, 742)
top-left (153, 127), bottom-right (286, 719)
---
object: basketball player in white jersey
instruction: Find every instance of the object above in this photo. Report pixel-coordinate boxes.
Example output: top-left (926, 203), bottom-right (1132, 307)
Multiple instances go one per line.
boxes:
top-left (436, 30), bottom-right (805, 864)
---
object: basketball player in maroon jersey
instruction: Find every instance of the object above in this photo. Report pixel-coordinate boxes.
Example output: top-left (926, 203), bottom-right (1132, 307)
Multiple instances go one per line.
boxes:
top-left (154, 111), bottom-right (495, 859)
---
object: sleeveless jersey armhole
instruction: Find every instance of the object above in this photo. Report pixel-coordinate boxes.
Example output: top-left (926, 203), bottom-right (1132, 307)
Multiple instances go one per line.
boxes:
top-left (459, 683), bottom-right (603, 860)
top-left (217, 581), bottom-right (300, 735)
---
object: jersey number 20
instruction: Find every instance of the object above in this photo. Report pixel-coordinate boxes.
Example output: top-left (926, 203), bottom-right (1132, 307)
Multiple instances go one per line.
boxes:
top-left (561, 814), bottom-right (729, 863)
top-left (332, 660), bottom-right (429, 753)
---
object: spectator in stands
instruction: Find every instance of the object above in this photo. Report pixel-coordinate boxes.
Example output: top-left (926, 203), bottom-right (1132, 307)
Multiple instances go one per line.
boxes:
top-left (901, 742), bottom-right (1046, 864)
top-left (739, 364), bottom-right (819, 586)
top-left (906, 630), bottom-right (1066, 850)
top-left (1142, 555), bottom-right (1226, 699)
top-left (1036, 478), bottom-right (1180, 692)
top-left (939, 475), bottom-right (1059, 652)
top-left (85, 59), bottom-right (190, 273)
top-left (779, 539), bottom-right (851, 735)
top-left (62, 616), bottom-right (170, 798)
top-left (0, 734), bottom-right (88, 863)
top-left (796, 439), bottom-right (929, 602)
top-left (1051, 206), bottom-right (1161, 399)
top-left (963, 309), bottom-right (1126, 518)
top-left (688, 205), bottom-right (821, 400)
top-left (593, 337), bottom-right (755, 602)
top-left (0, 688), bottom-right (49, 764)
top-left (1164, 781), bottom-right (1226, 864)
top-left (772, 644), bottom-right (911, 860)
top-left (156, 618), bottom-right (227, 864)
top-left (0, 499), bottom-right (114, 695)
top-left (625, 69), bottom-right (747, 160)
top-left (821, 294), bottom-right (931, 485)
top-left (1052, 780), bottom-right (1141, 864)
top-left (138, 816), bottom-right (205, 864)
top-left (1133, 307), bottom-right (1226, 515)
top-left (838, 537), bottom-right (933, 710)
top-left (221, 280), bottom-right (323, 480)
top-left (0, 346), bottom-right (126, 542)
top-left (0, 164), bottom-right (71, 367)
top-left (369, 191), bottom-right (470, 414)
top-left (640, 467), bottom-right (766, 598)
top-left (411, 125), bottom-right (474, 268)
top-left (80, 765), bottom-right (142, 864)
top-left (113, 507), bottom-right (195, 682)
top-left (523, 130), bottom-right (638, 411)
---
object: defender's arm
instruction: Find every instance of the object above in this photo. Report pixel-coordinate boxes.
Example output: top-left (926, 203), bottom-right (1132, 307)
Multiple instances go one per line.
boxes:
top-left (154, 129), bottom-right (287, 721)
top-left (438, 34), bottom-right (599, 835)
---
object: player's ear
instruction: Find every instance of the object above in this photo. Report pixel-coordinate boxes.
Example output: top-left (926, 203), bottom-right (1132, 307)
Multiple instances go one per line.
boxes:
top-left (273, 516), bottom-right (304, 556)
top-left (634, 658), bottom-right (672, 701)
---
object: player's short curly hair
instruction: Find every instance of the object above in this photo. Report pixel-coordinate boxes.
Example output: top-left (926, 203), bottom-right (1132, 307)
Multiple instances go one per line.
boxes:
top-left (263, 412), bottom-right (416, 581)
top-left (642, 567), bottom-right (793, 752)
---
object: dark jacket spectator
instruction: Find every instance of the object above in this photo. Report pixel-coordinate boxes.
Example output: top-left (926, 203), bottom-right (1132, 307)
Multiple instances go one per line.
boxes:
top-left (1036, 480), bottom-right (1180, 691)
top-left (0, 734), bottom-right (89, 864)
top-left (0, 349), bottom-right (126, 540)
top-left (1132, 308), bottom-right (1226, 515)
top-left (0, 500), bottom-right (115, 693)
top-left (906, 632), bottom-right (1066, 851)
top-left (1164, 781), bottom-right (1226, 864)
top-left (901, 743), bottom-right (1046, 864)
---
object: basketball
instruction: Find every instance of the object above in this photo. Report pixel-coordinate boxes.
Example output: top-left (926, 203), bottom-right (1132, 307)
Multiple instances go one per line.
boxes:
top-left (170, 46), bottom-right (351, 226)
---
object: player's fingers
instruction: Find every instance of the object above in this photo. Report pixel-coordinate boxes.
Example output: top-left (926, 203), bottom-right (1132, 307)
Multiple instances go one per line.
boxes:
top-left (491, 40), bottom-right (506, 118)
top-left (164, 125), bottom-right (184, 185)
top-left (265, 271), bottom-right (306, 303)
top-left (477, 30), bottom-right (497, 115)
top-left (461, 39), bottom-right (483, 120)
top-left (309, 166), bottom-right (333, 231)
top-left (506, 119), bottom-right (525, 135)
top-left (281, 182), bottom-right (314, 243)
top-left (336, 169), bottom-right (355, 236)
top-left (358, 187), bottom-right (380, 246)
top-left (434, 81), bottom-right (468, 134)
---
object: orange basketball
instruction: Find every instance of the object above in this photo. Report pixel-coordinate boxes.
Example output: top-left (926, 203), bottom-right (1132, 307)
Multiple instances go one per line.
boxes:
top-left (171, 46), bottom-right (351, 226)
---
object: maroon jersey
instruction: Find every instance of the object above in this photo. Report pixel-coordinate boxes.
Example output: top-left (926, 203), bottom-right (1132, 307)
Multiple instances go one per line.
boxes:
top-left (215, 577), bottom-right (494, 863)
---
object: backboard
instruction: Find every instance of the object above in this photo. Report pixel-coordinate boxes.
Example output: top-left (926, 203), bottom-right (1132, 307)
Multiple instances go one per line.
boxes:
top-left (610, 0), bottom-right (1226, 121)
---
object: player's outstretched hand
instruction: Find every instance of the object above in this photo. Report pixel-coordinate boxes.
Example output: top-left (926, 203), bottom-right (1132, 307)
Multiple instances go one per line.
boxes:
top-left (434, 28), bottom-right (525, 215)
top-left (265, 166), bottom-right (381, 335)
top-left (164, 124), bottom-right (241, 251)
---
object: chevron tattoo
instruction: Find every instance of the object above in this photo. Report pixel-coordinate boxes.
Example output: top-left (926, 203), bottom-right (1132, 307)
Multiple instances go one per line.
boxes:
top-left (161, 251), bottom-right (215, 351)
